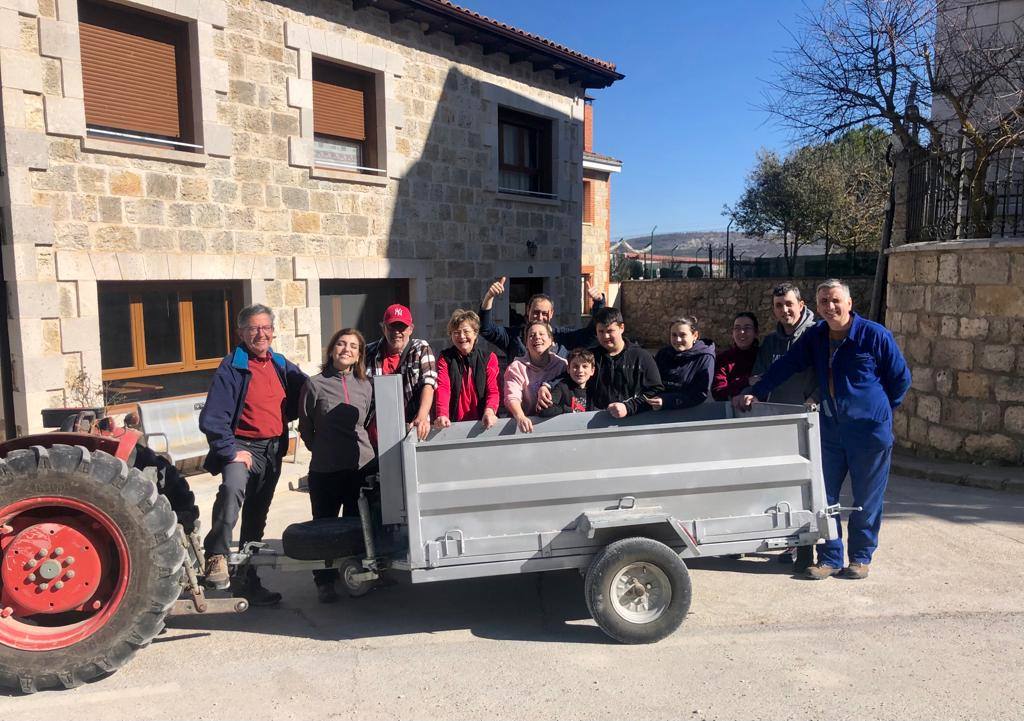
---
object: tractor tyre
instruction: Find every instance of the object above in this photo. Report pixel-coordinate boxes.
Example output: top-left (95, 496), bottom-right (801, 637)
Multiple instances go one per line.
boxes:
top-left (0, 444), bottom-right (184, 693)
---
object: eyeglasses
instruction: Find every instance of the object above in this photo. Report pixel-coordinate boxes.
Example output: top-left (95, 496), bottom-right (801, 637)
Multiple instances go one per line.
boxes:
top-left (243, 325), bottom-right (274, 334)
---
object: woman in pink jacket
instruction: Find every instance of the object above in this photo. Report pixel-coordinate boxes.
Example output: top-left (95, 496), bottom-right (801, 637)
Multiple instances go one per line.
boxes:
top-left (503, 321), bottom-right (568, 433)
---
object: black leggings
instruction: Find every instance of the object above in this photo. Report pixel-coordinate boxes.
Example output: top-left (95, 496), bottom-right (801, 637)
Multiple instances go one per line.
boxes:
top-left (307, 468), bottom-right (366, 586)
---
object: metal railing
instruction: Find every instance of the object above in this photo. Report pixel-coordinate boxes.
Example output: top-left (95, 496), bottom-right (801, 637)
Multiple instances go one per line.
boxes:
top-left (907, 151), bottom-right (1024, 242)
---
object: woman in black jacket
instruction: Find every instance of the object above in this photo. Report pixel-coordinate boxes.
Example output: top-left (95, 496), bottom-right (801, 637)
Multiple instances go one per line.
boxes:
top-left (651, 315), bottom-right (715, 410)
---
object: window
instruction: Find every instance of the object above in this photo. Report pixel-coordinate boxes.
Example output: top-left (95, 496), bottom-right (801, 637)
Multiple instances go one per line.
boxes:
top-left (99, 282), bottom-right (241, 403)
top-left (78, 0), bottom-right (196, 150)
top-left (583, 180), bottom-right (594, 224)
top-left (313, 61), bottom-right (379, 174)
top-left (498, 107), bottom-right (553, 197)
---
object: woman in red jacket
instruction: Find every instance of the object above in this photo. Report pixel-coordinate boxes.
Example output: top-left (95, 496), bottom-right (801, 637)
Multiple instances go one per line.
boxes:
top-left (434, 309), bottom-right (500, 429)
top-left (712, 312), bottom-right (759, 400)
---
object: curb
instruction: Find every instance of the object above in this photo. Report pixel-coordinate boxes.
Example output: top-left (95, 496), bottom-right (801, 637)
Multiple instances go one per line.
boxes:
top-left (892, 451), bottom-right (1024, 493)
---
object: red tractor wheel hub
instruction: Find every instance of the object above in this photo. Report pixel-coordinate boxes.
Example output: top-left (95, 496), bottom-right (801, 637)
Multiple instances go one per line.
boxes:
top-left (2, 521), bottom-right (104, 615)
top-left (0, 497), bottom-right (131, 651)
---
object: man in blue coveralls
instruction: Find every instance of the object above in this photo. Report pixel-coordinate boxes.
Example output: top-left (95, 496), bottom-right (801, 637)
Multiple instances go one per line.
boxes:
top-left (734, 279), bottom-right (911, 580)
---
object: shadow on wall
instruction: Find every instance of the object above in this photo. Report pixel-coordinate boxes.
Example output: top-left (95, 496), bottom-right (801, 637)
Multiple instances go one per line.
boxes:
top-left (384, 66), bottom-right (576, 351)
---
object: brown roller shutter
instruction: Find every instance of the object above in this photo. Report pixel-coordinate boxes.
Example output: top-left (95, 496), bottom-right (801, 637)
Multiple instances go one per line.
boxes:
top-left (583, 180), bottom-right (594, 223)
top-left (79, 0), bottom-right (189, 140)
top-left (313, 62), bottom-right (368, 141)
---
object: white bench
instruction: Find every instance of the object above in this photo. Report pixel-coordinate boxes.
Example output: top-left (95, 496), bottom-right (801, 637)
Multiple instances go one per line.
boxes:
top-left (137, 396), bottom-right (209, 470)
top-left (138, 395), bottom-right (298, 471)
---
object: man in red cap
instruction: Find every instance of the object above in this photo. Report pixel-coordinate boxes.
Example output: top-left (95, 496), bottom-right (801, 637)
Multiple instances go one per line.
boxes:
top-left (365, 304), bottom-right (437, 439)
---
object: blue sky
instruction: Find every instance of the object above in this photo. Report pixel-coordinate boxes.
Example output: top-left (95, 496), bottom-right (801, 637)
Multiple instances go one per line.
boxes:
top-left (457, 0), bottom-right (818, 240)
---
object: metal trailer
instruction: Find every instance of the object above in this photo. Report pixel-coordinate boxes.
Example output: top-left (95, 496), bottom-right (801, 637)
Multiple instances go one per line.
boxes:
top-left (239, 374), bottom-right (839, 644)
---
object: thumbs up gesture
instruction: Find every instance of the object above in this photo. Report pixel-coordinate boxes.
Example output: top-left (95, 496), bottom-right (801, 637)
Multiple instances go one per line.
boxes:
top-left (485, 276), bottom-right (507, 300)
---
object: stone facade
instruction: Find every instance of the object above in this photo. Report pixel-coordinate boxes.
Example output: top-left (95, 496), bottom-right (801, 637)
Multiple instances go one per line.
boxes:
top-left (0, 0), bottom-right (614, 435)
top-left (886, 239), bottom-right (1024, 465)
top-left (619, 277), bottom-right (875, 349)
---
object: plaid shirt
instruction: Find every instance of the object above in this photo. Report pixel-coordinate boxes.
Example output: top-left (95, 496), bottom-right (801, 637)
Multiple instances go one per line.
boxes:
top-left (366, 337), bottom-right (437, 421)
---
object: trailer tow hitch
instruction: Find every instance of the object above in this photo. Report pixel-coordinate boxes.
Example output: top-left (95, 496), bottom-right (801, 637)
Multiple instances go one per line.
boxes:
top-left (169, 526), bottom-right (249, 615)
top-left (825, 504), bottom-right (864, 516)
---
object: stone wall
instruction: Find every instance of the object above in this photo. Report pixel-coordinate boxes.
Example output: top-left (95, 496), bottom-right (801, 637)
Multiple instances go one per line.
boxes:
top-left (0, 0), bottom-right (589, 434)
top-left (619, 277), bottom-right (875, 349)
top-left (887, 239), bottom-right (1024, 465)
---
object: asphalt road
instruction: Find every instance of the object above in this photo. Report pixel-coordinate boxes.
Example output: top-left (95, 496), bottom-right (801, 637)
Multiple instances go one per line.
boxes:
top-left (1, 456), bottom-right (1022, 721)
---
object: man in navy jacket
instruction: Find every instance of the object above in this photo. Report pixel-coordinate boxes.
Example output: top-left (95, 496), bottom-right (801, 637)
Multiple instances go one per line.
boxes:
top-left (735, 279), bottom-right (911, 580)
top-left (199, 304), bottom-right (307, 604)
top-left (478, 276), bottom-right (605, 359)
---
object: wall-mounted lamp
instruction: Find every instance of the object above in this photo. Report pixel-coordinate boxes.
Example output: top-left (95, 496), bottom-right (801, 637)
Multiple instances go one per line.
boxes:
top-left (526, 239), bottom-right (538, 258)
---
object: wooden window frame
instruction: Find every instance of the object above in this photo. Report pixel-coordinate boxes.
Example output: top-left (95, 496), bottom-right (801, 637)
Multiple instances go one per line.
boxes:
top-left (312, 60), bottom-right (379, 173)
top-left (78, 0), bottom-right (196, 148)
top-left (498, 107), bottom-right (553, 195)
top-left (100, 282), bottom-right (241, 382)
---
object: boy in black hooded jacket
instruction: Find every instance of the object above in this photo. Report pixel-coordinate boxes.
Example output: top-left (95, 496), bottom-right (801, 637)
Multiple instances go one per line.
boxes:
top-left (539, 348), bottom-right (596, 417)
top-left (589, 307), bottom-right (664, 418)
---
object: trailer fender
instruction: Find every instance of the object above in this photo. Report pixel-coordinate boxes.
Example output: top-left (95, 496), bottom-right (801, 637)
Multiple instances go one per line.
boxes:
top-left (577, 508), bottom-right (701, 557)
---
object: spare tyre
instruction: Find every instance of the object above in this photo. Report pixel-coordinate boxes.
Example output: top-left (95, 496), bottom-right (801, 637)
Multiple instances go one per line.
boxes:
top-left (0, 444), bottom-right (185, 693)
top-left (282, 517), bottom-right (364, 560)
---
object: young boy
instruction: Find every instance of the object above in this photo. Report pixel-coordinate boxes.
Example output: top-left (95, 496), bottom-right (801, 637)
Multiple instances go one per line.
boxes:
top-left (539, 348), bottom-right (596, 417)
top-left (589, 306), bottom-right (664, 418)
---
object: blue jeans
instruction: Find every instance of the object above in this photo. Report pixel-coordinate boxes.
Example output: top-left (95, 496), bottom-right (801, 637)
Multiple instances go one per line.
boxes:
top-left (818, 436), bottom-right (893, 568)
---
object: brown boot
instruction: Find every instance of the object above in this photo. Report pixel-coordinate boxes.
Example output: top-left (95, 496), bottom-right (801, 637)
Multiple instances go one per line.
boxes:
top-left (841, 562), bottom-right (870, 579)
top-left (803, 563), bottom-right (841, 580)
top-left (204, 554), bottom-right (230, 590)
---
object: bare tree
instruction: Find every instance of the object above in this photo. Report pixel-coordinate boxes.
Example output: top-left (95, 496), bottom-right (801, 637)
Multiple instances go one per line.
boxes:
top-left (763, 0), bottom-right (1024, 239)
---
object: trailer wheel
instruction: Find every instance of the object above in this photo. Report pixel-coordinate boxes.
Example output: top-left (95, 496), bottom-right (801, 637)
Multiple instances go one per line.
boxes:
top-left (584, 537), bottom-right (691, 644)
top-left (338, 558), bottom-right (374, 598)
top-left (0, 445), bottom-right (184, 693)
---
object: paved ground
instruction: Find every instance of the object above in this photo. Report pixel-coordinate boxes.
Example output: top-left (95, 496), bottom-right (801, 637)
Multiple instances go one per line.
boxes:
top-left (2, 450), bottom-right (1022, 720)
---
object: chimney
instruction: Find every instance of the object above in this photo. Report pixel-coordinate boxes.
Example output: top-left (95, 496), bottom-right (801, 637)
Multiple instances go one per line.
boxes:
top-left (583, 97), bottom-right (594, 153)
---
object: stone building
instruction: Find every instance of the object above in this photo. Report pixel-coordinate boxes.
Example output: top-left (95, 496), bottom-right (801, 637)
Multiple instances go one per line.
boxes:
top-left (884, 0), bottom-right (1024, 465)
top-left (580, 96), bottom-right (620, 311)
top-left (0, 0), bottom-right (623, 436)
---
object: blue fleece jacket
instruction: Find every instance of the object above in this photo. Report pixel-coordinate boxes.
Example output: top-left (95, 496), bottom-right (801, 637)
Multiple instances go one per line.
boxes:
top-left (199, 345), bottom-right (308, 475)
top-left (751, 313), bottom-right (911, 448)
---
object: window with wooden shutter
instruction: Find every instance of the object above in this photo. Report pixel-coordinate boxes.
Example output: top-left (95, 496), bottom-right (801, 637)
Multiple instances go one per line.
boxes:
top-left (78, 0), bottom-right (193, 145)
top-left (583, 180), bottom-right (594, 224)
top-left (313, 61), bottom-right (378, 172)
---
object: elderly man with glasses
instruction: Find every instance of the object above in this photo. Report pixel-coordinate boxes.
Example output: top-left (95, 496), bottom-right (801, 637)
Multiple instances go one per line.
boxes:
top-left (199, 303), bottom-right (307, 605)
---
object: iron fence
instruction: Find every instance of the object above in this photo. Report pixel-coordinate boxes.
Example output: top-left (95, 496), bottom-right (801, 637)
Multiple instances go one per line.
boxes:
top-left (907, 151), bottom-right (1024, 242)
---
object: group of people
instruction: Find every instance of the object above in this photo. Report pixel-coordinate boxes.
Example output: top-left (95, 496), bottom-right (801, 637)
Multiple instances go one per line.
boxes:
top-left (197, 275), bottom-right (910, 606)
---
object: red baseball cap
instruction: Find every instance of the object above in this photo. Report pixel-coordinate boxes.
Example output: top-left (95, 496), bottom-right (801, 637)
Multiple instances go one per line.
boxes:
top-left (382, 304), bottom-right (412, 326)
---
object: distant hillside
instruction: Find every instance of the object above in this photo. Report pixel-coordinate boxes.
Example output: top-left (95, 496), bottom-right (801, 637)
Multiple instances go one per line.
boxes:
top-left (622, 231), bottom-right (826, 259)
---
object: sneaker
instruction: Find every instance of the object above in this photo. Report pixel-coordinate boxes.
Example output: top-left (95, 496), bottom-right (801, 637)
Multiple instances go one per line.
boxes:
top-left (232, 571), bottom-right (282, 607)
top-left (204, 554), bottom-right (230, 590)
top-left (793, 545), bottom-right (814, 574)
top-left (802, 563), bottom-right (841, 580)
top-left (317, 583), bottom-right (339, 604)
top-left (841, 562), bottom-right (870, 579)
